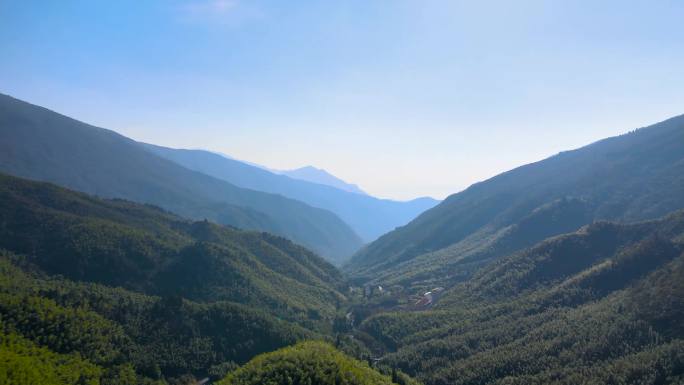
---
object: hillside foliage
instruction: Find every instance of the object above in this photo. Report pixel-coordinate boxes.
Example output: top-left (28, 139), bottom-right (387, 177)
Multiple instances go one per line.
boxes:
top-left (0, 173), bottom-right (356, 383)
top-left (0, 172), bottom-right (346, 324)
top-left (355, 213), bottom-right (684, 385)
top-left (216, 341), bottom-right (414, 385)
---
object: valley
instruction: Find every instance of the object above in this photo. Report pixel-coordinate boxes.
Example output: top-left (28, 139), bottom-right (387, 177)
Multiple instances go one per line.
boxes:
top-left (0, 95), bottom-right (683, 384)
top-left (3, 3), bottom-right (683, 384)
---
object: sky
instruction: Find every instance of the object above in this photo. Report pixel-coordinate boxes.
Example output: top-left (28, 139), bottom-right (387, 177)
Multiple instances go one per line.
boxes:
top-left (1, 0), bottom-right (683, 200)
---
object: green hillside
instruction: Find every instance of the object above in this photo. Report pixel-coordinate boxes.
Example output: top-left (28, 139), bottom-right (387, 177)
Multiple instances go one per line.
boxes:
top-left (0, 174), bottom-right (347, 383)
top-left (0, 329), bottom-right (103, 385)
top-left (440, 211), bottom-right (684, 305)
top-left (355, 212), bottom-right (684, 385)
top-left (0, 173), bottom-right (426, 384)
top-left (0, 93), bottom-right (362, 260)
top-left (216, 341), bottom-right (417, 385)
top-left (347, 115), bottom-right (684, 286)
top-left (0, 251), bottom-right (317, 384)
top-left (0, 172), bottom-right (346, 323)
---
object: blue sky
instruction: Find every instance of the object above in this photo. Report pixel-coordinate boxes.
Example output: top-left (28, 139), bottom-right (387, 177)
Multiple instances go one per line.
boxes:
top-left (1, 1), bottom-right (683, 200)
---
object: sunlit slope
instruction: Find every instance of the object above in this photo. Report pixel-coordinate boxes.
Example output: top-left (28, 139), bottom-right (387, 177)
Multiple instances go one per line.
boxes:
top-left (347, 114), bottom-right (684, 285)
top-left (217, 341), bottom-right (419, 385)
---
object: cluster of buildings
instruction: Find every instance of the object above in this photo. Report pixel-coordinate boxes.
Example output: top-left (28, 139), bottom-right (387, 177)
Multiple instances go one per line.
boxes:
top-left (414, 287), bottom-right (444, 307)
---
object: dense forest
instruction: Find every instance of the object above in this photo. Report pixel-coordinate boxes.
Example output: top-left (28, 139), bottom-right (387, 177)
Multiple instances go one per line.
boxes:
top-left (0, 180), bottom-right (345, 383)
top-left (355, 213), bottom-right (684, 384)
top-left (216, 341), bottom-right (418, 385)
top-left (0, 173), bottom-right (368, 383)
top-left (3, 169), bottom-right (682, 384)
top-left (0, 172), bottom-right (348, 326)
top-left (0, 250), bottom-right (315, 384)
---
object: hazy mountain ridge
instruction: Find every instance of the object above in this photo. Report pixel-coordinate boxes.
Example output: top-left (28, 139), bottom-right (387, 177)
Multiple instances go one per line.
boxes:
top-left (144, 143), bottom-right (439, 243)
top-left (0, 93), bottom-right (362, 261)
top-left (278, 165), bottom-right (368, 195)
top-left (206, 155), bottom-right (369, 195)
top-left (346, 114), bottom-right (684, 285)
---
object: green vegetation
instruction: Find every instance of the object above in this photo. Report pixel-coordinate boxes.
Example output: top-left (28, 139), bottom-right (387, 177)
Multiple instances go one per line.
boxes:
top-left (0, 172), bottom-right (422, 384)
top-left (340, 118), bottom-right (684, 384)
top-left (216, 341), bottom-right (414, 385)
top-left (0, 249), bottom-right (414, 384)
top-left (355, 212), bottom-right (684, 385)
top-left (5, 170), bottom-right (674, 384)
top-left (0, 93), bottom-right (362, 260)
top-left (0, 251), bottom-right (316, 383)
top-left (0, 172), bottom-right (346, 324)
top-left (0, 173), bottom-right (348, 383)
top-left (0, 330), bottom-right (103, 385)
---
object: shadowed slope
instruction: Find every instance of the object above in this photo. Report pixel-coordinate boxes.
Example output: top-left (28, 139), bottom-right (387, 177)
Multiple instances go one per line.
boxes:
top-left (0, 93), bottom-right (362, 261)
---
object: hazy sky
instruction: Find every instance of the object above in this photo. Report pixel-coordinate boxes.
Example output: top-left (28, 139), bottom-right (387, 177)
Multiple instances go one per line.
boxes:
top-left (1, 1), bottom-right (683, 200)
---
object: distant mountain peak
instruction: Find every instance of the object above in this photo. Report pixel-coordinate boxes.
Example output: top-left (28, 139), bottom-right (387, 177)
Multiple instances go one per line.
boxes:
top-left (279, 165), bottom-right (368, 196)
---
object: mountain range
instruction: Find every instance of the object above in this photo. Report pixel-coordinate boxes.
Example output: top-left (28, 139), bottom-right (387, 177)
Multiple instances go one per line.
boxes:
top-left (0, 93), bottom-right (364, 263)
top-left (1, 91), bottom-right (683, 385)
top-left (204, 153), bottom-right (367, 195)
top-left (0, 93), bottom-right (438, 263)
top-left (277, 165), bottom-right (368, 195)
top-left (144, 143), bottom-right (438, 243)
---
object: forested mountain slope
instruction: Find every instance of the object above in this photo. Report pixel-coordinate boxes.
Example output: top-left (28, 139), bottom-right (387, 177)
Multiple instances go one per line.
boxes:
top-left (216, 341), bottom-right (418, 385)
top-left (357, 211), bottom-right (684, 385)
top-left (0, 173), bottom-right (373, 383)
top-left (0, 251), bottom-right (317, 384)
top-left (0, 172), bottom-right (346, 323)
top-left (144, 144), bottom-right (438, 243)
top-left (0, 93), bottom-right (362, 261)
top-left (0, 172), bottom-right (426, 384)
top-left (347, 114), bottom-right (684, 285)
